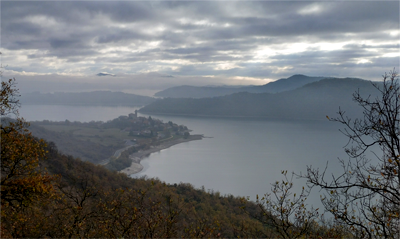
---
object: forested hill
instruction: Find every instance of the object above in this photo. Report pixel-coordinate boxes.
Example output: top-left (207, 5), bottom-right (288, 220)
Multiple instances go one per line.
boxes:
top-left (20, 91), bottom-right (155, 106)
top-left (2, 136), bottom-right (271, 238)
top-left (154, 74), bottom-right (325, 98)
top-left (141, 78), bottom-right (381, 120)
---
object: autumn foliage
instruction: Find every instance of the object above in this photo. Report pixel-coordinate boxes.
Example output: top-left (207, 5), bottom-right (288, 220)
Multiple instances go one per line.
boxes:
top-left (1, 120), bottom-right (56, 204)
top-left (0, 79), bottom-right (55, 236)
top-left (2, 70), bottom-right (399, 238)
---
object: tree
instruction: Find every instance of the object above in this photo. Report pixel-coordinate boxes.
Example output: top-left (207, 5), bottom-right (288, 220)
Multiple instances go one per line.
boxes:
top-left (303, 70), bottom-right (400, 238)
top-left (1, 77), bottom-right (58, 236)
top-left (0, 78), bottom-right (20, 117)
top-left (254, 171), bottom-right (322, 238)
top-left (1, 52), bottom-right (19, 117)
top-left (0, 76), bottom-right (57, 238)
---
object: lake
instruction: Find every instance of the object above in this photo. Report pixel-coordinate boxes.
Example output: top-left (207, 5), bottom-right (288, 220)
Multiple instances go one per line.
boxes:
top-left (20, 105), bottom-right (353, 207)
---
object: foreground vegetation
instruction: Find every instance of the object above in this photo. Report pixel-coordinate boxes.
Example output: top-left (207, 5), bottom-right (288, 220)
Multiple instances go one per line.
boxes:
top-left (2, 70), bottom-right (399, 238)
top-left (2, 142), bottom-right (270, 238)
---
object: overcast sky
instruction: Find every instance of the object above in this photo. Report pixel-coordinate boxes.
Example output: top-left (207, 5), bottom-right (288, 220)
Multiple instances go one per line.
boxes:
top-left (1, 1), bottom-right (399, 95)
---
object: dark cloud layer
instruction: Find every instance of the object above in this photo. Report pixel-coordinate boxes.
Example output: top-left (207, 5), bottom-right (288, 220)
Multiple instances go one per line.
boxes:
top-left (1, 1), bottom-right (399, 93)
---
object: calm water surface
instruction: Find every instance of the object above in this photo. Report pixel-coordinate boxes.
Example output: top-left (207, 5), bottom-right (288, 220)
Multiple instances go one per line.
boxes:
top-left (21, 105), bottom-right (351, 206)
top-left (135, 114), bottom-right (348, 202)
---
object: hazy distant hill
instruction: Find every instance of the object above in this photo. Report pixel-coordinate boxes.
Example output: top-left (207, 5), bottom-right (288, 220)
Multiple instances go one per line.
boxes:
top-left (247, 74), bottom-right (326, 93)
top-left (141, 78), bottom-right (381, 120)
top-left (154, 85), bottom-right (246, 98)
top-left (20, 91), bottom-right (155, 106)
top-left (154, 75), bottom-right (325, 98)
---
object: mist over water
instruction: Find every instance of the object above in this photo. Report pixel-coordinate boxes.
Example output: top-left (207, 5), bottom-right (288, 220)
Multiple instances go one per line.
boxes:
top-left (21, 105), bottom-right (366, 209)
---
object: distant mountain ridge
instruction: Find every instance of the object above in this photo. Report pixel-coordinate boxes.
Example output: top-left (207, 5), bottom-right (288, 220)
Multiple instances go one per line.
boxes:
top-left (154, 74), bottom-right (326, 98)
top-left (20, 91), bottom-right (156, 106)
top-left (248, 74), bottom-right (326, 93)
top-left (141, 77), bottom-right (381, 120)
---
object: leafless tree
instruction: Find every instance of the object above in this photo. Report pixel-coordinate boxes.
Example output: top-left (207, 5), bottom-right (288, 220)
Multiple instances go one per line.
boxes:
top-left (303, 70), bottom-right (400, 238)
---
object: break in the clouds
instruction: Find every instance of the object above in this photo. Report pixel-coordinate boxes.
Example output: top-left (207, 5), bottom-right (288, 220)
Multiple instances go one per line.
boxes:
top-left (1, 1), bottom-right (399, 94)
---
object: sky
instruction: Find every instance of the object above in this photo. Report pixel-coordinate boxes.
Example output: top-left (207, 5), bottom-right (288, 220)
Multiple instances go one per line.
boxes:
top-left (1, 1), bottom-right (399, 96)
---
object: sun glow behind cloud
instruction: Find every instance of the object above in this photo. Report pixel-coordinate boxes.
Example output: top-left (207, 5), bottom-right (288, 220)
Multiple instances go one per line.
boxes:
top-left (24, 15), bottom-right (59, 28)
top-left (298, 4), bottom-right (324, 16)
top-left (254, 41), bottom-right (350, 61)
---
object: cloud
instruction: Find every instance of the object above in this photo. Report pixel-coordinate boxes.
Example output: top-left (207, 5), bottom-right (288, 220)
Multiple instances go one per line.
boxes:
top-left (96, 72), bottom-right (116, 77)
top-left (1, 1), bottom-right (399, 92)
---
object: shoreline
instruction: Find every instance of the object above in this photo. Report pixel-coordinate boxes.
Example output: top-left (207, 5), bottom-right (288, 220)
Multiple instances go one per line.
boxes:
top-left (119, 134), bottom-right (203, 175)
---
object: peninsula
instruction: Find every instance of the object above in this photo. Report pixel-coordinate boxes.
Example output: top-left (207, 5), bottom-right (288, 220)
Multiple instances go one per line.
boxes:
top-left (29, 112), bottom-right (203, 172)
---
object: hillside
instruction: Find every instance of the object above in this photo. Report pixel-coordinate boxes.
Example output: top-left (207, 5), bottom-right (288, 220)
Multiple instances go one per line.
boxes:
top-left (2, 135), bottom-right (274, 238)
top-left (155, 85), bottom-right (247, 98)
top-left (20, 91), bottom-right (155, 106)
top-left (28, 123), bottom-right (118, 163)
top-left (154, 74), bottom-right (325, 98)
top-left (141, 78), bottom-right (380, 120)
